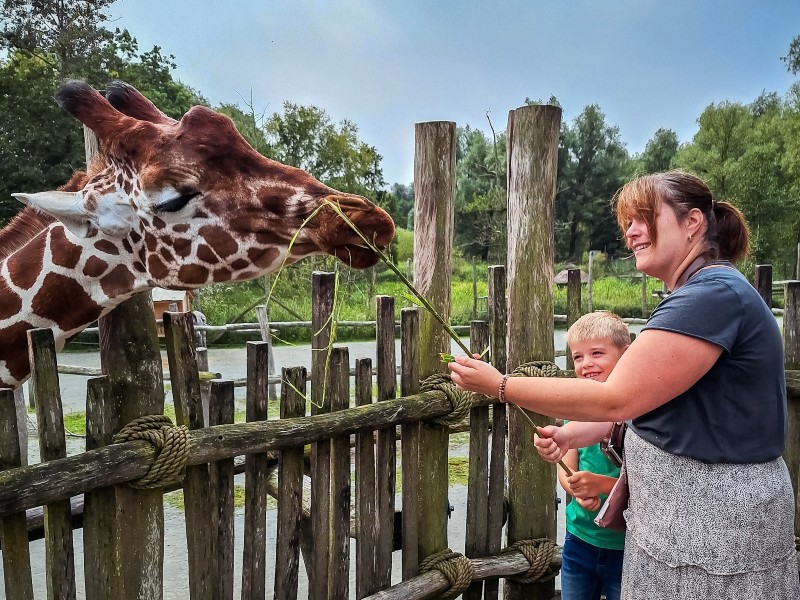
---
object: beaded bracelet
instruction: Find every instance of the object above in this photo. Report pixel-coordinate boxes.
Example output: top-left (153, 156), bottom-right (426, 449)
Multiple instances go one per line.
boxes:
top-left (498, 373), bottom-right (511, 403)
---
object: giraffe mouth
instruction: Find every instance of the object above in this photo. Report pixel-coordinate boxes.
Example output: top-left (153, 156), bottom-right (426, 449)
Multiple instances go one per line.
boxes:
top-left (333, 242), bottom-right (383, 269)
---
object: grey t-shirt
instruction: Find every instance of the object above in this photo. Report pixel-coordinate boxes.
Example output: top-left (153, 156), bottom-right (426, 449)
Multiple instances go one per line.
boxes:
top-left (632, 266), bottom-right (787, 463)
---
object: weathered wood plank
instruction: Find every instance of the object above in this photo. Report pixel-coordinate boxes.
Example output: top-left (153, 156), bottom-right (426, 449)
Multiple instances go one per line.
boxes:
top-left (375, 295), bottom-right (397, 588)
top-left (329, 348), bottom-right (351, 600)
top-left (310, 271), bottom-right (335, 600)
top-left (463, 320), bottom-right (490, 600)
top-left (83, 377), bottom-right (117, 598)
top-left (28, 328), bottom-right (76, 600)
top-left (485, 265), bottom-right (508, 600)
top-left (164, 312), bottom-right (215, 599)
top-left (505, 102), bottom-right (561, 600)
top-left (566, 268), bottom-right (582, 371)
top-left (362, 547), bottom-right (563, 600)
top-left (400, 307), bottom-right (421, 580)
top-left (755, 264), bottom-right (773, 307)
top-left (414, 120), bottom-right (456, 566)
top-left (0, 388), bottom-right (34, 600)
top-left (355, 358), bottom-right (378, 599)
top-left (783, 280), bottom-right (800, 541)
top-left (98, 289), bottom-right (166, 600)
top-left (209, 379), bottom-right (235, 600)
top-left (274, 367), bottom-right (307, 600)
top-left (241, 342), bottom-right (271, 600)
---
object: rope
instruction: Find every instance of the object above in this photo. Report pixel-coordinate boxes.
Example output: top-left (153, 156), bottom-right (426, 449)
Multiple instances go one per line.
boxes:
top-left (113, 415), bottom-right (190, 489)
top-left (511, 361), bottom-right (560, 379)
top-left (420, 372), bottom-right (474, 427)
top-left (418, 548), bottom-right (474, 600)
top-left (503, 538), bottom-right (559, 583)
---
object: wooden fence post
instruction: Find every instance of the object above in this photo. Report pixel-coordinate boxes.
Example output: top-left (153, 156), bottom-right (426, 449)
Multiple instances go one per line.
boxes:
top-left (329, 347), bottom-right (351, 599)
top-left (505, 103), bottom-right (561, 600)
top-left (782, 280), bottom-right (800, 541)
top-left (355, 358), bottom-right (378, 598)
top-left (209, 379), bottom-right (235, 600)
top-left (400, 308), bottom-right (421, 581)
top-left (375, 296), bottom-right (397, 588)
top-left (310, 272), bottom-right (335, 600)
top-left (86, 122), bottom-right (166, 599)
top-left (0, 388), bottom-right (34, 599)
top-left (754, 264), bottom-right (773, 307)
top-left (463, 320), bottom-right (491, 600)
top-left (413, 121), bottom-right (456, 566)
top-left (485, 265), bottom-right (507, 600)
top-left (566, 268), bottom-right (582, 371)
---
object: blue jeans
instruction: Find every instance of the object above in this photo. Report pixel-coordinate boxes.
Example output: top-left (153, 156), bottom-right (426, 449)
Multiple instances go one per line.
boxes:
top-left (561, 531), bottom-right (624, 600)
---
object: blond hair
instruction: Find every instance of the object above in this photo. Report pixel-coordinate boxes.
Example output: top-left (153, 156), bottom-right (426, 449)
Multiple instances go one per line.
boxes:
top-left (566, 311), bottom-right (631, 350)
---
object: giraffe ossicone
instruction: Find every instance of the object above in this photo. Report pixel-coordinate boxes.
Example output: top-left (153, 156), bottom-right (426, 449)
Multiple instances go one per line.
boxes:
top-left (1, 80), bottom-right (395, 386)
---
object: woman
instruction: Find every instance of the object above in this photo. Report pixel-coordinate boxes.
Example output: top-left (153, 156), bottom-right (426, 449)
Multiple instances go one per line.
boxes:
top-left (448, 171), bottom-right (799, 599)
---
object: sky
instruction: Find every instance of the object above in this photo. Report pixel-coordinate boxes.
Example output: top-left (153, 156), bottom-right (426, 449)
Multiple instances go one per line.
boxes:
top-left (110, 0), bottom-right (800, 186)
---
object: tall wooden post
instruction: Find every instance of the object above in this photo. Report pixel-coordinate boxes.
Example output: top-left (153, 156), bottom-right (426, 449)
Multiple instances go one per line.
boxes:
top-left (566, 268), bottom-right (582, 371)
top-left (782, 281), bottom-right (800, 540)
top-left (754, 264), bottom-right (773, 307)
top-left (413, 121), bottom-right (456, 563)
top-left (504, 104), bottom-right (561, 600)
top-left (86, 125), bottom-right (166, 599)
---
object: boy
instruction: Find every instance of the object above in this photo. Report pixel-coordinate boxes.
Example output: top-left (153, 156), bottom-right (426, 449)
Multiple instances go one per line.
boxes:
top-left (536, 311), bottom-right (630, 600)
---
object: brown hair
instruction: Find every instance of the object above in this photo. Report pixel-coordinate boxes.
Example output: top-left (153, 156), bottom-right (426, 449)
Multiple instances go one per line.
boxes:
top-left (614, 171), bottom-right (750, 262)
top-left (566, 311), bottom-right (632, 351)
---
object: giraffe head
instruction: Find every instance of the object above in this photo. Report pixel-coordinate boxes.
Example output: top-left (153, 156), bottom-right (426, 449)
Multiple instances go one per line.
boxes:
top-left (13, 81), bottom-right (395, 290)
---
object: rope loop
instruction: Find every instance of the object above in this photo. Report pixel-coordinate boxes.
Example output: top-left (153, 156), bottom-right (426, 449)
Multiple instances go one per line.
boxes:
top-left (511, 361), bottom-right (560, 379)
top-left (420, 372), bottom-right (474, 427)
top-left (504, 538), bottom-right (560, 583)
top-left (418, 548), bottom-right (474, 600)
top-left (113, 415), bottom-right (190, 489)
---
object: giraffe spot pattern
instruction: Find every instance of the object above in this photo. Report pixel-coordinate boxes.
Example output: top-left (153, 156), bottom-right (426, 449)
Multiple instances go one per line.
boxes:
top-left (198, 226), bottom-right (239, 258)
top-left (178, 265), bottom-right (209, 285)
top-left (8, 231), bottom-right (45, 290)
top-left (159, 245), bottom-right (176, 263)
top-left (82, 256), bottom-right (109, 278)
top-left (230, 258), bottom-right (249, 271)
top-left (50, 227), bottom-right (83, 270)
top-left (0, 321), bottom-right (35, 382)
top-left (172, 224), bottom-right (190, 234)
top-left (213, 269), bottom-right (232, 282)
top-left (121, 238), bottom-right (133, 254)
top-left (100, 265), bottom-right (136, 298)
top-left (129, 231), bottom-right (142, 244)
top-left (173, 238), bottom-right (192, 258)
top-left (152, 216), bottom-right (166, 229)
top-left (0, 279), bottom-right (22, 320)
top-left (133, 261), bottom-right (146, 274)
top-left (247, 247), bottom-right (280, 270)
top-left (32, 274), bottom-right (103, 332)
top-left (148, 255), bottom-right (170, 280)
top-left (196, 244), bottom-right (217, 263)
top-left (94, 240), bottom-right (120, 255)
top-left (144, 233), bottom-right (157, 252)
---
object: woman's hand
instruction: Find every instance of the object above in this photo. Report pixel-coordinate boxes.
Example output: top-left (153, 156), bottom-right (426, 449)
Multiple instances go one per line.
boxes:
top-left (567, 471), bottom-right (616, 499)
top-left (534, 425), bottom-right (572, 464)
top-left (447, 355), bottom-right (504, 397)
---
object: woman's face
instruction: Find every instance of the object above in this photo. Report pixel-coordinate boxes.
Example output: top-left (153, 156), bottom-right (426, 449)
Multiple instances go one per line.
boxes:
top-left (625, 202), bottom-right (688, 281)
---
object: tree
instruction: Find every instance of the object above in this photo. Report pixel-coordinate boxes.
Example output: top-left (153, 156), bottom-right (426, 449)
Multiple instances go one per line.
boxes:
top-left (637, 128), bottom-right (679, 174)
top-left (264, 102), bottom-right (385, 199)
top-left (782, 35), bottom-right (800, 75)
top-left (0, 3), bottom-right (205, 223)
top-left (555, 105), bottom-right (631, 261)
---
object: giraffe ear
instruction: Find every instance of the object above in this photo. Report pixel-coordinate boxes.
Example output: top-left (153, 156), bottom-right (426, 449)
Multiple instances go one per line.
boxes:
top-left (12, 192), bottom-right (92, 238)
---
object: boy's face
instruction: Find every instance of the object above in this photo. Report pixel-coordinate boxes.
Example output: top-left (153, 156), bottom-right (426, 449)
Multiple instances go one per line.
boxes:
top-left (570, 337), bottom-right (627, 382)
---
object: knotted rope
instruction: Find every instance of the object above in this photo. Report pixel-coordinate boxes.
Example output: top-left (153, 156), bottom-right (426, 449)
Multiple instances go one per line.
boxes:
top-left (113, 415), bottom-right (190, 489)
top-left (418, 549), bottom-right (474, 600)
top-left (421, 373), bottom-right (474, 427)
top-left (504, 538), bottom-right (560, 583)
top-left (511, 360), bottom-right (560, 379)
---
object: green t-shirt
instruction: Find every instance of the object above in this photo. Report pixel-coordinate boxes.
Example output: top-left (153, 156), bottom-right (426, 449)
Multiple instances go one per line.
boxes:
top-left (564, 443), bottom-right (625, 550)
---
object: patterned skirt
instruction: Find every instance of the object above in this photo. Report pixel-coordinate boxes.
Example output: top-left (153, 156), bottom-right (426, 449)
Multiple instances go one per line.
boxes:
top-left (620, 429), bottom-right (799, 600)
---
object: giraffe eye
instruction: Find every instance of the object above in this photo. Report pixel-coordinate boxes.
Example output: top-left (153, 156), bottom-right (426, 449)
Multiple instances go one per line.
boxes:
top-left (155, 192), bottom-right (200, 213)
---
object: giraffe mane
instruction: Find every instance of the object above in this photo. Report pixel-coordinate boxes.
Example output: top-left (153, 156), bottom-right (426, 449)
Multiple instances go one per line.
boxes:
top-left (0, 170), bottom-right (90, 259)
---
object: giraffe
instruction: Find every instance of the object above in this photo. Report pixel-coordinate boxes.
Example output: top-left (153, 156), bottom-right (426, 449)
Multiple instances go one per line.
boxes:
top-left (1, 80), bottom-right (395, 388)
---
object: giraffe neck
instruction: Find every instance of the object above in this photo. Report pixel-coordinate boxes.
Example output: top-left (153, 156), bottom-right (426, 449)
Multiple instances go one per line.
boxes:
top-left (0, 221), bottom-right (152, 386)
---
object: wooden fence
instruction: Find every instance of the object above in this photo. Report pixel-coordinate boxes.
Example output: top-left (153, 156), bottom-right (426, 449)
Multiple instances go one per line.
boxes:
top-left (1, 109), bottom-right (799, 600)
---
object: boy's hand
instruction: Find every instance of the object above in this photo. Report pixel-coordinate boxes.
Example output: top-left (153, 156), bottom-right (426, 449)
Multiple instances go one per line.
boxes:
top-left (576, 496), bottom-right (601, 512)
top-left (534, 425), bottom-right (572, 463)
top-left (566, 471), bottom-right (607, 499)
